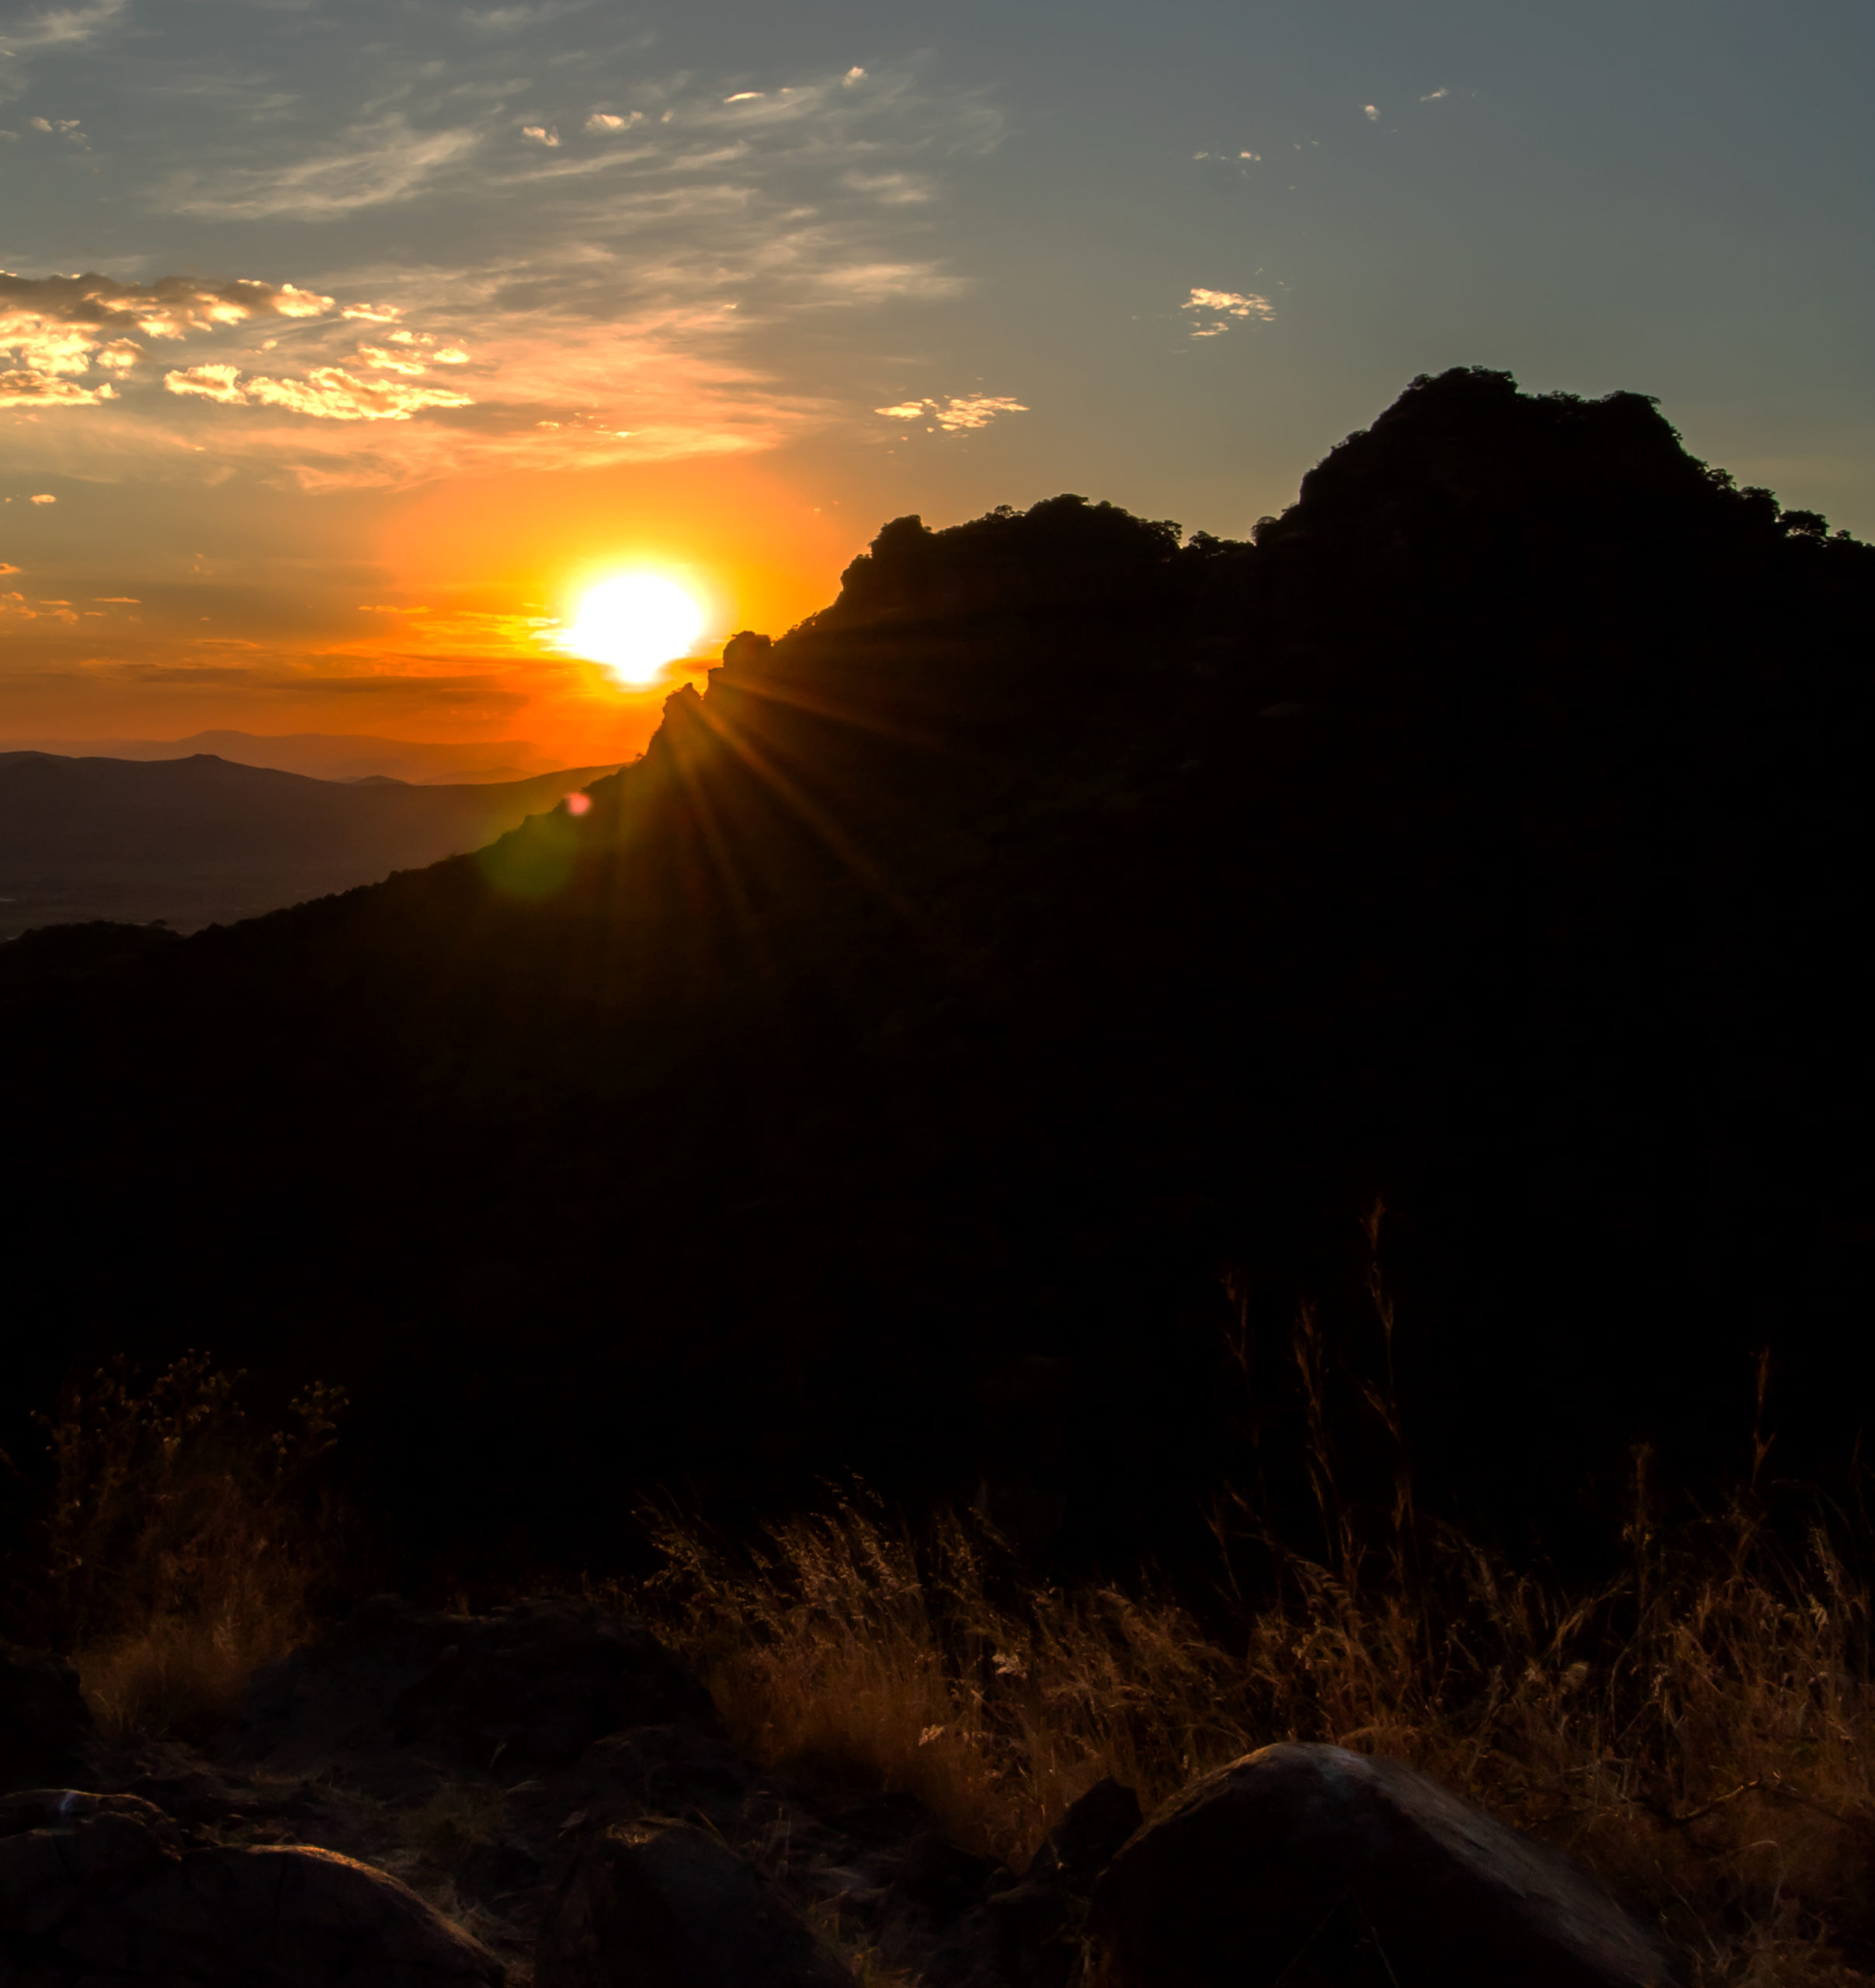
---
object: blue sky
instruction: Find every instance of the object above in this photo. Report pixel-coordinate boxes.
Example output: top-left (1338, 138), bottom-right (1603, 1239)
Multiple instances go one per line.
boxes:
top-left (2, 0), bottom-right (1869, 752)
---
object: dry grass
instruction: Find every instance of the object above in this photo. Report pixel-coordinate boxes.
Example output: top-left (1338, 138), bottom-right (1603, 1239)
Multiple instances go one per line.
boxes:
top-left (403, 1782), bottom-right (512, 1872)
top-left (31, 1353), bottom-right (345, 1740)
top-left (644, 1474), bottom-right (1875, 1985)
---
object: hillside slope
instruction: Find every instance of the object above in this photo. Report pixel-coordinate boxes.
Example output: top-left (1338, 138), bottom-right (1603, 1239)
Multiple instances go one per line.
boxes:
top-left (5, 369), bottom-right (1870, 1566)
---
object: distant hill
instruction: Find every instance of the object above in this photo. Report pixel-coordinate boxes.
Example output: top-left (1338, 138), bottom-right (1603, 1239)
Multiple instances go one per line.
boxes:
top-left (0, 752), bottom-right (621, 936)
top-left (0, 730), bottom-right (561, 785)
top-left (3, 369), bottom-right (1870, 1570)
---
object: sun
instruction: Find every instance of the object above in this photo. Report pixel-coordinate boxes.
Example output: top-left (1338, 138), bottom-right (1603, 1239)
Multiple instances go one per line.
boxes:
top-left (564, 573), bottom-right (707, 685)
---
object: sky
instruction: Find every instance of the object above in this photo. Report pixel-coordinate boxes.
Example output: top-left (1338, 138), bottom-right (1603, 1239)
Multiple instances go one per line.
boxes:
top-left (2, 0), bottom-right (1870, 766)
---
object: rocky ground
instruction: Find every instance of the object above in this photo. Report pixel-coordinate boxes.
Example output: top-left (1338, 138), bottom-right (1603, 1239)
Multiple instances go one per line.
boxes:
top-left (2, 1598), bottom-right (1674, 1987)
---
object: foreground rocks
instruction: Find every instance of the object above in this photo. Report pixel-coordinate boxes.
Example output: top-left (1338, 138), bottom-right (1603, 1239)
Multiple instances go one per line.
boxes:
top-left (0, 1788), bottom-right (503, 1986)
top-left (539, 1816), bottom-right (852, 1988)
top-left (1095, 1741), bottom-right (1674, 1988)
top-left (1, 1607), bottom-right (1680, 1988)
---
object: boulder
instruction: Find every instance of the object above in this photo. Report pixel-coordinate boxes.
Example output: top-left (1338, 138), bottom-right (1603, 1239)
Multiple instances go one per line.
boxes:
top-left (0, 1642), bottom-right (93, 1794)
top-left (1094, 1743), bottom-right (1674, 1988)
top-left (536, 1816), bottom-right (852, 1988)
top-left (0, 1787), bottom-right (502, 1986)
top-left (1026, 1777), bottom-right (1141, 1894)
top-left (241, 1595), bottom-right (714, 1778)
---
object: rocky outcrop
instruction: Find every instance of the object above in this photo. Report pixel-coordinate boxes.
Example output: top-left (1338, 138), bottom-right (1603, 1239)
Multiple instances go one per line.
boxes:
top-left (0, 1643), bottom-right (93, 1795)
top-left (1094, 1741), bottom-right (1674, 1988)
top-left (536, 1816), bottom-right (852, 1988)
top-left (0, 1787), bottom-right (503, 1986)
top-left (241, 1595), bottom-right (714, 1780)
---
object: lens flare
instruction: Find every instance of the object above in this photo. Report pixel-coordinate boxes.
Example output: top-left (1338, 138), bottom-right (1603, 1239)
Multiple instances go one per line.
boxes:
top-left (564, 573), bottom-right (705, 685)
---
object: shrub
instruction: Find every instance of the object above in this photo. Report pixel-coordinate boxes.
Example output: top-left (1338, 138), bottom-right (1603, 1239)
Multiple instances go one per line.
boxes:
top-left (29, 1353), bottom-right (345, 1738)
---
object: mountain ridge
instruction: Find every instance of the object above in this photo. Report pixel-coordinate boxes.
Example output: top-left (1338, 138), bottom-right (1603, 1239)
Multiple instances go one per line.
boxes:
top-left (5, 368), bottom-right (1870, 1569)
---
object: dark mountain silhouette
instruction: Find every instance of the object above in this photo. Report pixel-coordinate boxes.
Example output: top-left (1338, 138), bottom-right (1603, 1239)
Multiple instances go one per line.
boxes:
top-left (0, 731), bottom-right (559, 784)
top-left (4, 369), bottom-right (1870, 1570)
top-left (0, 753), bottom-right (622, 937)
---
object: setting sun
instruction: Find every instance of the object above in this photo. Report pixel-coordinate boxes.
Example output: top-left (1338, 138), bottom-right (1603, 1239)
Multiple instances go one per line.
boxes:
top-left (563, 574), bottom-right (707, 686)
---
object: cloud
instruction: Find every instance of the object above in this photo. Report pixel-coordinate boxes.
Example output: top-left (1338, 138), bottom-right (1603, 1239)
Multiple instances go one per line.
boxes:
top-left (1182, 287), bottom-right (1276, 335)
top-left (0, 368), bottom-right (115, 405)
top-left (522, 125), bottom-right (560, 147)
top-left (157, 119), bottom-right (480, 220)
top-left (165, 363), bottom-right (474, 422)
top-left (1420, 87), bottom-right (1450, 101)
top-left (30, 493), bottom-right (56, 504)
top-left (874, 394), bottom-right (1027, 433)
top-left (816, 263), bottom-right (967, 304)
top-left (357, 344), bottom-right (431, 376)
top-left (161, 363), bottom-right (248, 406)
top-left (457, 2), bottom-right (586, 36)
top-left (2, 269), bottom-right (335, 387)
top-left (0, 563), bottom-right (18, 574)
top-left (842, 171), bottom-right (933, 205)
top-left (2, 271), bottom-right (345, 412)
top-left (3, 57), bottom-right (1002, 491)
top-left (1363, 103), bottom-right (1380, 121)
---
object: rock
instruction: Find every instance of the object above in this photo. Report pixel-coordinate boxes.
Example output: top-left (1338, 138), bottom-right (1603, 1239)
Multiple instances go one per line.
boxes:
top-left (558, 1725), bottom-right (771, 1830)
top-left (1027, 1778), bottom-right (1141, 1893)
top-left (0, 1786), bottom-right (502, 1986)
top-left (241, 1595), bottom-right (714, 1778)
top-left (0, 1642), bottom-right (93, 1794)
top-left (1094, 1742), bottom-right (1675, 1988)
top-left (895, 1833), bottom-right (1002, 1921)
top-left (537, 1816), bottom-right (852, 1988)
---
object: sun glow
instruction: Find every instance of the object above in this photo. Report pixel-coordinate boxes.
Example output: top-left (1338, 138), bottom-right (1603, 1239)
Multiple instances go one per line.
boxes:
top-left (564, 573), bottom-right (707, 685)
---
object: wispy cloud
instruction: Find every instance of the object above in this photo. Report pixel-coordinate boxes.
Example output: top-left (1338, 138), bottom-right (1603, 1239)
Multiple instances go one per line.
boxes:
top-left (157, 119), bottom-right (481, 221)
top-left (456, 2), bottom-right (589, 38)
top-left (0, 0), bottom-right (125, 52)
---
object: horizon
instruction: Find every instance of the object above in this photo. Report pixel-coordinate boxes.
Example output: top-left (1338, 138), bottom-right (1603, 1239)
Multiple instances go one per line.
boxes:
top-left (4, 0), bottom-right (1871, 763)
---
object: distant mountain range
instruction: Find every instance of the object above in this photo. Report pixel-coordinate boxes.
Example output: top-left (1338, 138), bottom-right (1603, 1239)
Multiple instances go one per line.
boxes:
top-left (0, 752), bottom-right (620, 936)
top-left (0, 730), bottom-right (564, 786)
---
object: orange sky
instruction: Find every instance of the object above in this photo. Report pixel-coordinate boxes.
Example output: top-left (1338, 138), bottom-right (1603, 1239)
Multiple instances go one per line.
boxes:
top-left (6, 1), bottom-right (1870, 770)
top-left (1, 452), bottom-right (860, 765)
